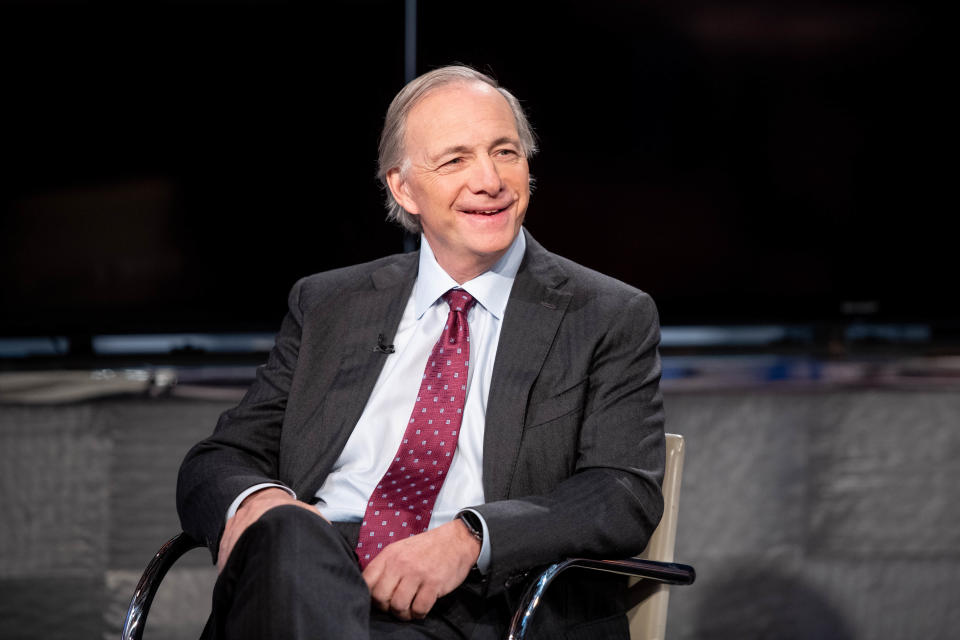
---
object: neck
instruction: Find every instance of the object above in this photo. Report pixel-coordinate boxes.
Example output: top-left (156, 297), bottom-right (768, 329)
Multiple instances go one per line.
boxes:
top-left (420, 230), bottom-right (523, 284)
top-left (430, 249), bottom-right (506, 284)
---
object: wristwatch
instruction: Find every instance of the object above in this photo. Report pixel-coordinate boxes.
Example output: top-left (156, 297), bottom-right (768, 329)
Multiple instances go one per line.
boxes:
top-left (458, 511), bottom-right (484, 577)
top-left (458, 511), bottom-right (483, 543)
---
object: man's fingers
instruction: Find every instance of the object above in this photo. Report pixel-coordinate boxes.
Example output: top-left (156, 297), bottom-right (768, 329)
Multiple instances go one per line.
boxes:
top-left (367, 564), bottom-right (401, 613)
top-left (361, 558), bottom-right (383, 592)
top-left (216, 520), bottom-right (240, 573)
top-left (387, 576), bottom-right (420, 620)
top-left (216, 540), bottom-right (228, 572)
top-left (410, 584), bottom-right (438, 620)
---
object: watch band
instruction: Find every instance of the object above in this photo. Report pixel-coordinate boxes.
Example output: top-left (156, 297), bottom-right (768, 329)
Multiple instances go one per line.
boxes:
top-left (458, 511), bottom-right (484, 578)
top-left (458, 511), bottom-right (483, 543)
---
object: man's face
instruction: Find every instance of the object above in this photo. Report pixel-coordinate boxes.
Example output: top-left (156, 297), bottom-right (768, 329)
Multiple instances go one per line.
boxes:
top-left (387, 81), bottom-right (530, 281)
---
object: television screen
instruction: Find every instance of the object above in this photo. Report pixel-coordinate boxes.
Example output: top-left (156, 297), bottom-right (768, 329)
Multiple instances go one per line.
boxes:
top-left (1, 1), bottom-right (952, 347)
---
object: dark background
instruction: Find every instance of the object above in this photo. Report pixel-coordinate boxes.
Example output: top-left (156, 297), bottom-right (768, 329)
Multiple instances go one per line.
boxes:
top-left (1, 0), bottom-right (952, 342)
top-left (2, 1), bottom-right (406, 337)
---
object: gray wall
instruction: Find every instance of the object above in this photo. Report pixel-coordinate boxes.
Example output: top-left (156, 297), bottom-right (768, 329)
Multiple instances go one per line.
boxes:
top-left (0, 398), bottom-right (225, 640)
top-left (1, 383), bottom-right (957, 639)
top-left (665, 390), bottom-right (960, 640)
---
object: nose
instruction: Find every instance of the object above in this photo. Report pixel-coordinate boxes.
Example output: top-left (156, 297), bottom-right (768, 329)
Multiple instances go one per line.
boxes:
top-left (467, 155), bottom-right (504, 196)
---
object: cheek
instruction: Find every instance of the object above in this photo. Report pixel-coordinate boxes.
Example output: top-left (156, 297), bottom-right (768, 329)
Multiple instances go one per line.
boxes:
top-left (506, 166), bottom-right (530, 190)
top-left (424, 180), bottom-right (461, 208)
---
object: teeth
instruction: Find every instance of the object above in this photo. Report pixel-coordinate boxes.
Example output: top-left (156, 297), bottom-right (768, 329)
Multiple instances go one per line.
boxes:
top-left (461, 206), bottom-right (505, 214)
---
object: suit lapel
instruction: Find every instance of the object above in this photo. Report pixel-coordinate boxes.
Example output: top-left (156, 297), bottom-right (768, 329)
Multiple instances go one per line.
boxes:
top-left (295, 254), bottom-right (417, 495)
top-left (483, 230), bottom-right (571, 501)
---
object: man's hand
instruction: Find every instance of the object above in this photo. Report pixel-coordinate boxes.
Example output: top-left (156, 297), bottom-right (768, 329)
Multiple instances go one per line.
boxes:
top-left (217, 487), bottom-right (327, 573)
top-left (362, 519), bottom-right (481, 620)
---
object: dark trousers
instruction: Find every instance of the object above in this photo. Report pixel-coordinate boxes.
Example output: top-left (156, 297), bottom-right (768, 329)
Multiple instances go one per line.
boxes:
top-left (202, 505), bottom-right (508, 640)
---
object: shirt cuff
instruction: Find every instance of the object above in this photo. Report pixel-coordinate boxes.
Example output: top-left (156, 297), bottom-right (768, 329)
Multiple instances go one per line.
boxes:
top-left (225, 483), bottom-right (296, 522)
top-left (460, 508), bottom-right (491, 575)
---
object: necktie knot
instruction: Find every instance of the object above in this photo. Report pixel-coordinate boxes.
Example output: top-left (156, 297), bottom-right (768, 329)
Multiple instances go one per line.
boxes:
top-left (442, 289), bottom-right (476, 315)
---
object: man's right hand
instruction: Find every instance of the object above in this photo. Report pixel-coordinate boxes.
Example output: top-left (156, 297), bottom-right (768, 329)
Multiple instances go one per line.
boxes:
top-left (217, 487), bottom-right (327, 573)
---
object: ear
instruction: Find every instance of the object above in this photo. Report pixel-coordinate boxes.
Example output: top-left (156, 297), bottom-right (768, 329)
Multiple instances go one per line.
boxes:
top-left (385, 167), bottom-right (421, 216)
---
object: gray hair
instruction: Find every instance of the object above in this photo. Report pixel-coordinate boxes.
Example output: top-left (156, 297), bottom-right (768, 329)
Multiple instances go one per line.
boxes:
top-left (377, 65), bottom-right (538, 233)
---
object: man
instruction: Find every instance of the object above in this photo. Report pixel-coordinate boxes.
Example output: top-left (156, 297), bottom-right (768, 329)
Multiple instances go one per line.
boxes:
top-left (177, 65), bottom-right (665, 639)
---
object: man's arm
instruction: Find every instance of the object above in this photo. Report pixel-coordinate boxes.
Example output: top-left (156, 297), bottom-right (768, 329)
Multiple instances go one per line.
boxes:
top-left (473, 290), bottom-right (666, 594)
top-left (176, 278), bottom-right (312, 560)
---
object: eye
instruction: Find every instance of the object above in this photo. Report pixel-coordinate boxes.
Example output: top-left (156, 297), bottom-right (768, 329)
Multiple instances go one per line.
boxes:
top-left (495, 148), bottom-right (519, 158)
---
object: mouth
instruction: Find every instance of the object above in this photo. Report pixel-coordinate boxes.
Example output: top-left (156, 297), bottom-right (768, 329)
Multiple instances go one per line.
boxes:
top-left (458, 202), bottom-right (512, 216)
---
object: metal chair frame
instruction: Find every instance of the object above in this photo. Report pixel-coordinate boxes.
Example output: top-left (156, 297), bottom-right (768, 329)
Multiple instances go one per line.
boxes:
top-left (121, 532), bottom-right (202, 640)
top-left (122, 435), bottom-right (695, 640)
top-left (506, 557), bottom-right (695, 639)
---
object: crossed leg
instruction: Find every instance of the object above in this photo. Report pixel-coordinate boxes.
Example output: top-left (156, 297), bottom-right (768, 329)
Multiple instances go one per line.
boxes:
top-left (203, 504), bottom-right (478, 640)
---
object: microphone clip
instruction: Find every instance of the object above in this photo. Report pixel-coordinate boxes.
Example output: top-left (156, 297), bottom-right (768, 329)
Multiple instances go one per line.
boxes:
top-left (373, 333), bottom-right (395, 354)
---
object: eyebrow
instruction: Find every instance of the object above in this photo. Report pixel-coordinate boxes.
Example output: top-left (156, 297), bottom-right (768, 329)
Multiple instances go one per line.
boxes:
top-left (430, 137), bottom-right (521, 163)
top-left (431, 145), bottom-right (472, 162)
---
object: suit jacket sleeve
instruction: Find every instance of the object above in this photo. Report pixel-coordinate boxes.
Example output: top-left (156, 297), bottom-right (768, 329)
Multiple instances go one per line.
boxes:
top-left (175, 277), bottom-right (306, 558)
top-left (472, 288), bottom-right (666, 595)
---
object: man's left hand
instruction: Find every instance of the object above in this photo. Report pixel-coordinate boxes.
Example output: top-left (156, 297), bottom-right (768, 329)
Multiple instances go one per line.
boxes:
top-left (362, 518), bottom-right (481, 620)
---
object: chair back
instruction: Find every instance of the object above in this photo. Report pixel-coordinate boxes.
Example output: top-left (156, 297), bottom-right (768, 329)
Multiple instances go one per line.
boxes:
top-left (628, 433), bottom-right (686, 640)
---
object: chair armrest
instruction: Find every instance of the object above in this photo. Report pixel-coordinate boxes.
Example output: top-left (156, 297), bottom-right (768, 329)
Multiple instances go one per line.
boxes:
top-left (121, 532), bottom-right (204, 640)
top-left (506, 557), bottom-right (696, 640)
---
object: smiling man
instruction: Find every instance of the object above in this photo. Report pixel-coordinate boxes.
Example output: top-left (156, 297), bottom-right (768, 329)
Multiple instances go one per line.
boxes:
top-left (178, 66), bottom-right (666, 640)
top-left (385, 79), bottom-right (530, 283)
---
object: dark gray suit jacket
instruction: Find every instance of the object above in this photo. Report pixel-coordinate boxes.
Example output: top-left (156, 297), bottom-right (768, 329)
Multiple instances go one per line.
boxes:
top-left (177, 228), bottom-right (666, 637)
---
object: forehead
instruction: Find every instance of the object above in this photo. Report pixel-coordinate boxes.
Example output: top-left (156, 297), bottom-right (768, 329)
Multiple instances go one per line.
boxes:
top-left (404, 81), bottom-right (519, 155)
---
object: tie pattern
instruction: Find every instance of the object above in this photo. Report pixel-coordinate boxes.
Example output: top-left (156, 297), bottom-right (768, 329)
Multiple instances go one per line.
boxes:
top-left (356, 289), bottom-right (476, 568)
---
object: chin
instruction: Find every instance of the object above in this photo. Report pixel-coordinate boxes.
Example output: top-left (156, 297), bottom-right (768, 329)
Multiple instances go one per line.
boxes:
top-left (469, 232), bottom-right (520, 259)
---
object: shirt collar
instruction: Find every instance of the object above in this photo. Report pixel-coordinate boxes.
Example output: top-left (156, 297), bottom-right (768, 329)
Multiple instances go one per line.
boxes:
top-left (413, 229), bottom-right (526, 321)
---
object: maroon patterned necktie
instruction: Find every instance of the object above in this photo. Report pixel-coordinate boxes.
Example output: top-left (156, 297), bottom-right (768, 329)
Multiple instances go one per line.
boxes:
top-left (356, 289), bottom-right (477, 569)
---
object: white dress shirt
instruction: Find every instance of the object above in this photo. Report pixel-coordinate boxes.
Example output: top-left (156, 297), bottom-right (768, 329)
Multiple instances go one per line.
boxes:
top-left (227, 230), bottom-right (526, 572)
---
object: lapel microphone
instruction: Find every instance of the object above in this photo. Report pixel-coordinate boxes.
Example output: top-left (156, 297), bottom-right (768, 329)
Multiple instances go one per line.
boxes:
top-left (373, 333), bottom-right (395, 354)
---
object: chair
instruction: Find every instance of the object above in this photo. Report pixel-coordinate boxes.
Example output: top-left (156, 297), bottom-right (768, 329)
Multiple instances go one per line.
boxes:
top-left (121, 531), bottom-right (203, 640)
top-left (506, 433), bottom-right (694, 639)
top-left (121, 434), bottom-right (694, 640)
